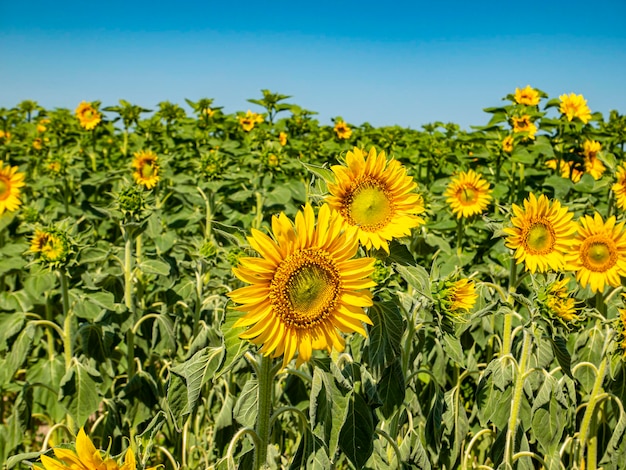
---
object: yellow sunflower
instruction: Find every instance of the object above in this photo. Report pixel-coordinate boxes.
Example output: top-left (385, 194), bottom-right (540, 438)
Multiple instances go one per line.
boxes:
top-left (279, 131), bottom-right (287, 146)
top-left (544, 278), bottom-right (578, 322)
top-left (559, 93), bottom-right (592, 124)
top-left (0, 160), bottom-right (26, 215)
top-left (40, 427), bottom-right (143, 470)
top-left (333, 121), bottom-right (352, 140)
top-left (511, 115), bottom-right (537, 139)
top-left (444, 169), bottom-right (492, 219)
top-left (448, 278), bottom-right (478, 312)
top-left (612, 164), bottom-right (626, 211)
top-left (75, 101), bottom-right (101, 130)
top-left (0, 130), bottom-right (11, 143)
top-left (132, 150), bottom-right (160, 189)
top-left (514, 85), bottom-right (540, 106)
top-left (503, 193), bottom-right (576, 273)
top-left (238, 110), bottom-right (264, 132)
top-left (502, 135), bottom-right (514, 153)
top-left (229, 204), bottom-right (376, 368)
top-left (37, 118), bottom-right (50, 133)
top-left (30, 229), bottom-right (69, 264)
top-left (617, 296), bottom-right (626, 359)
top-left (567, 213), bottom-right (626, 293)
top-left (326, 147), bottom-right (425, 252)
top-left (545, 159), bottom-right (583, 183)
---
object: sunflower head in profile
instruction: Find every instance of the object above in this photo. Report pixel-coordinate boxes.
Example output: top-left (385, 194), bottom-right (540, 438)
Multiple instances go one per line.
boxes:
top-left (559, 93), bottom-right (592, 124)
top-left (333, 121), bottom-right (352, 140)
top-left (502, 135), bottom-right (514, 153)
top-left (616, 295), bottom-right (626, 360)
top-left (503, 193), bottom-right (576, 273)
top-left (545, 159), bottom-right (583, 183)
top-left (228, 204), bottom-right (376, 368)
top-left (514, 85), bottom-right (540, 106)
top-left (132, 150), bottom-right (160, 189)
top-left (511, 115), bottom-right (537, 140)
top-left (444, 169), bottom-right (492, 219)
top-left (0, 160), bottom-right (26, 215)
top-left (567, 213), bottom-right (626, 293)
top-left (540, 277), bottom-right (580, 326)
top-left (433, 277), bottom-right (477, 332)
top-left (612, 164), bottom-right (626, 212)
top-left (238, 110), bottom-right (264, 132)
top-left (75, 101), bottom-right (102, 130)
top-left (326, 147), bottom-right (425, 253)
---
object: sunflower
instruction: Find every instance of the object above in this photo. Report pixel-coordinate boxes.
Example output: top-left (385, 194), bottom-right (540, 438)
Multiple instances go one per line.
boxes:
top-left (502, 135), bottom-right (514, 153)
top-left (333, 121), bottom-right (352, 139)
top-left (543, 278), bottom-right (578, 322)
top-left (75, 101), bottom-right (101, 130)
top-left (511, 115), bottom-right (537, 139)
top-left (546, 159), bottom-right (583, 183)
top-left (238, 110), bottom-right (264, 131)
top-left (447, 279), bottom-right (478, 312)
top-left (514, 85), bottom-right (540, 106)
top-left (279, 131), bottom-right (287, 146)
top-left (612, 164), bottom-right (626, 211)
top-left (559, 93), bottom-right (592, 124)
top-left (444, 169), bottom-right (492, 219)
top-left (567, 213), bottom-right (626, 293)
top-left (30, 228), bottom-right (70, 265)
top-left (326, 147), bottom-right (425, 252)
top-left (228, 204), bottom-right (376, 368)
top-left (132, 150), bottom-right (160, 189)
top-left (503, 193), bottom-right (576, 273)
top-left (0, 160), bottom-right (26, 215)
top-left (37, 118), bottom-right (50, 133)
top-left (40, 427), bottom-right (149, 470)
top-left (617, 296), bottom-right (626, 359)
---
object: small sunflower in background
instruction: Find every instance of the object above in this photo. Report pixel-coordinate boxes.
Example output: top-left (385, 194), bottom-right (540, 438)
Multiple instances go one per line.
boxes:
top-left (502, 135), bottom-right (514, 153)
top-left (132, 150), bottom-right (160, 189)
top-left (545, 159), bottom-right (583, 183)
top-left (567, 213), bottom-right (626, 293)
top-left (238, 110), bottom-right (264, 132)
top-left (444, 169), bottom-right (492, 219)
top-left (0, 160), bottom-right (26, 215)
top-left (514, 85), bottom-right (540, 106)
top-left (228, 204), bottom-right (376, 368)
top-left (278, 131), bottom-right (288, 146)
top-left (511, 115), bottom-right (537, 139)
top-left (612, 164), bottom-right (626, 211)
top-left (559, 93), bottom-right (592, 124)
top-left (582, 140), bottom-right (605, 180)
top-left (333, 120), bottom-right (352, 139)
top-left (541, 277), bottom-right (579, 325)
top-left (326, 146), bottom-right (425, 253)
top-left (503, 193), bottom-right (576, 273)
top-left (29, 227), bottom-right (73, 268)
top-left (75, 101), bottom-right (102, 130)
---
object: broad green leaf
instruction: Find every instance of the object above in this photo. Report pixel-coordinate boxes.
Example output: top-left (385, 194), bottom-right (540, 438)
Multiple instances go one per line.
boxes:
top-left (301, 161), bottom-right (336, 184)
top-left (442, 333), bottom-right (465, 367)
top-left (395, 264), bottom-right (431, 297)
top-left (59, 361), bottom-right (102, 428)
top-left (139, 259), bottom-right (171, 276)
top-left (338, 392), bottom-right (374, 469)
top-left (3, 324), bottom-right (35, 385)
top-left (216, 308), bottom-right (248, 378)
top-left (367, 301), bottom-right (404, 369)
top-left (0, 312), bottom-right (26, 351)
top-left (550, 335), bottom-right (573, 378)
top-left (377, 359), bottom-right (405, 419)
top-left (233, 379), bottom-right (258, 428)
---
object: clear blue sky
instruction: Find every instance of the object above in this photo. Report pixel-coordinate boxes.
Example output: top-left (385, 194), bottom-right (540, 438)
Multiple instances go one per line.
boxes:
top-left (1, 0), bottom-right (625, 129)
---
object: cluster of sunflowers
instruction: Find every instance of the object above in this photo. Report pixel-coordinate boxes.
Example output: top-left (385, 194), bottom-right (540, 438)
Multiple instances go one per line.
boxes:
top-left (2, 87), bottom-right (626, 469)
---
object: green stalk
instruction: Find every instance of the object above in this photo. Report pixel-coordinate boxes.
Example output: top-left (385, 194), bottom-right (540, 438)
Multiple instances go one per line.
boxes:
top-left (254, 355), bottom-right (275, 470)
top-left (123, 227), bottom-right (137, 382)
top-left (502, 259), bottom-right (518, 357)
top-left (504, 330), bottom-right (531, 466)
top-left (578, 356), bottom-right (607, 469)
top-left (456, 217), bottom-right (464, 254)
top-left (59, 269), bottom-right (74, 431)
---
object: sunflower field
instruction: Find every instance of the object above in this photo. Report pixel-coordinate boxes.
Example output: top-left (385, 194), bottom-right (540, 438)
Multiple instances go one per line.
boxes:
top-left (1, 88), bottom-right (626, 470)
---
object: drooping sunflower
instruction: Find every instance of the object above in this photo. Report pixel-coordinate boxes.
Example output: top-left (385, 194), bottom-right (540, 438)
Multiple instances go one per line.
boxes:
top-left (559, 93), bottom-right (592, 124)
top-left (132, 150), bottom-right (160, 189)
top-left (326, 147), bottom-right (425, 252)
top-left (617, 295), bottom-right (626, 360)
top-left (238, 110), bottom-right (264, 132)
top-left (75, 101), bottom-right (101, 130)
top-left (444, 169), bottom-right (492, 219)
top-left (503, 193), bottom-right (576, 273)
top-left (514, 85), bottom-right (540, 106)
top-left (511, 115), bottom-right (537, 139)
top-left (447, 278), bottom-right (478, 312)
top-left (502, 135), bottom-right (514, 153)
top-left (567, 213), bottom-right (626, 293)
top-left (612, 164), bottom-right (626, 211)
top-left (229, 204), bottom-right (376, 368)
top-left (278, 131), bottom-right (287, 146)
top-left (333, 121), bottom-right (352, 140)
top-left (545, 159), bottom-right (583, 183)
top-left (543, 278), bottom-right (579, 323)
top-left (0, 160), bottom-right (26, 215)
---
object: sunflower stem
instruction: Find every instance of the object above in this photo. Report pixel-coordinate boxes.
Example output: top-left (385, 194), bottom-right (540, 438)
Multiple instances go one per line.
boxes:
top-left (577, 356), bottom-right (607, 469)
top-left (595, 291), bottom-right (606, 317)
top-left (502, 258), bottom-right (518, 356)
top-left (504, 329), bottom-right (531, 467)
top-left (59, 269), bottom-right (75, 432)
top-left (123, 226), bottom-right (137, 383)
top-left (456, 217), bottom-right (463, 254)
top-left (254, 354), bottom-right (275, 470)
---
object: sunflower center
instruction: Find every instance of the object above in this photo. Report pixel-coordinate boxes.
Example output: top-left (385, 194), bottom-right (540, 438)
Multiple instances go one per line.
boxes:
top-left (581, 237), bottom-right (617, 272)
top-left (271, 249), bottom-right (341, 329)
top-left (525, 221), bottom-right (555, 254)
top-left (141, 162), bottom-right (155, 178)
top-left (458, 186), bottom-right (478, 205)
top-left (347, 181), bottom-right (393, 230)
top-left (0, 176), bottom-right (9, 200)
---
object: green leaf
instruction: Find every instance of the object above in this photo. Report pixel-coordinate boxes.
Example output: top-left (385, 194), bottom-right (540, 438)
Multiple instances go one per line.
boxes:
top-left (442, 333), bottom-right (465, 367)
top-left (2, 324), bottom-right (34, 385)
top-left (301, 161), bottom-right (336, 184)
top-left (0, 312), bottom-right (26, 351)
top-left (395, 265), bottom-right (431, 297)
top-left (233, 379), bottom-right (258, 428)
top-left (338, 392), bottom-right (374, 469)
top-left (59, 361), bottom-right (102, 427)
top-left (367, 301), bottom-right (404, 369)
top-left (550, 335), bottom-right (572, 378)
top-left (216, 308), bottom-right (248, 378)
top-left (171, 346), bottom-right (224, 415)
top-left (386, 240), bottom-right (416, 266)
top-left (377, 359), bottom-right (405, 419)
top-left (139, 259), bottom-right (171, 276)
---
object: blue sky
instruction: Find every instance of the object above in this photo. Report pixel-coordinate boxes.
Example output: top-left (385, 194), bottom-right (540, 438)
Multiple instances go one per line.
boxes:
top-left (1, 0), bottom-right (625, 129)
